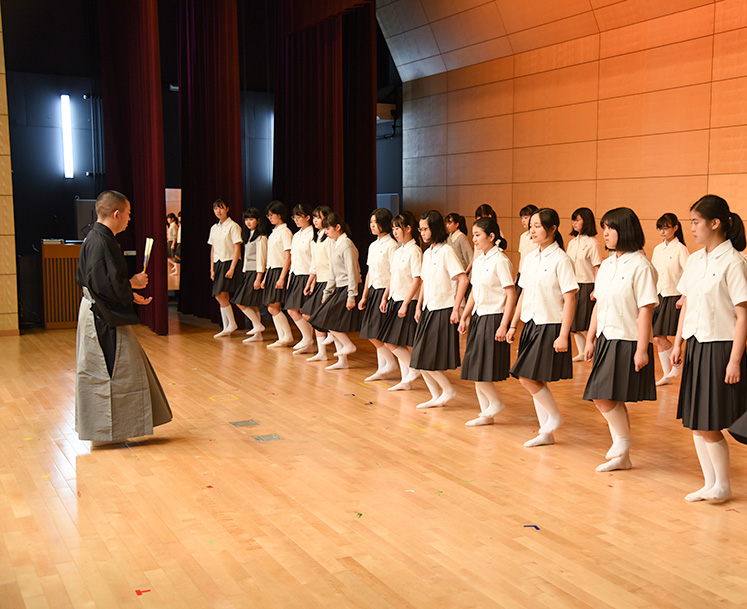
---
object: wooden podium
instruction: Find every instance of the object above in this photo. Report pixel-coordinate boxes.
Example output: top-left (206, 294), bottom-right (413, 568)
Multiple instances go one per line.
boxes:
top-left (42, 242), bottom-right (82, 329)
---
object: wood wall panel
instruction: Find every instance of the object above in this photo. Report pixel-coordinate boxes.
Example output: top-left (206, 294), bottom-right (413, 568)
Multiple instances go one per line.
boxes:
top-left (514, 63), bottom-right (599, 112)
top-left (709, 125), bottom-right (747, 175)
top-left (512, 181), bottom-right (598, 219)
top-left (447, 150), bottom-right (513, 185)
top-left (0, 195), bottom-right (12, 235)
top-left (599, 38), bottom-right (713, 99)
top-left (513, 102), bottom-right (598, 148)
top-left (442, 37), bottom-right (514, 72)
top-left (402, 125), bottom-right (448, 158)
top-left (421, 0), bottom-right (489, 23)
top-left (714, 0), bottom-right (747, 33)
top-left (595, 176), bottom-right (707, 219)
top-left (0, 235), bottom-right (15, 275)
top-left (711, 77), bottom-right (747, 128)
top-left (446, 184), bottom-right (514, 210)
top-left (404, 72), bottom-right (448, 100)
top-left (397, 55), bottom-right (448, 82)
top-left (513, 142), bottom-right (598, 183)
top-left (403, 156), bottom-right (448, 187)
top-left (430, 4), bottom-right (507, 54)
top-left (446, 56), bottom-right (514, 90)
top-left (513, 35), bottom-right (599, 78)
top-left (508, 12), bottom-right (600, 55)
top-left (0, 274), bottom-right (15, 314)
top-left (402, 94), bottom-right (448, 129)
top-left (707, 173), bottom-right (747, 209)
top-left (493, 0), bottom-right (593, 33)
top-left (447, 115), bottom-right (513, 154)
top-left (712, 28), bottom-right (747, 80)
top-left (376, 0), bottom-right (428, 38)
top-left (597, 84), bottom-right (711, 140)
top-left (593, 0), bottom-right (713, 32)
top-left (447, 81), bottom-right (513, 122)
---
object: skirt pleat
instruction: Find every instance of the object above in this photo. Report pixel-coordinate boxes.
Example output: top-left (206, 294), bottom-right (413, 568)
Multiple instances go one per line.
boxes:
top-left (582, 334), bottom-right (656, 402)
top-left (652, 294), bottom-right (681, 337)
top-left (510, 320), bottom-right (572, 382)
top-left (231, 270), bottom-right (263, 307)
top-left (359, 287), bottom-right (387, 340)
top-left (377, 299), bottom-right (418, 347)
top-left (677, 339), bottom-right (747, 432)
top-left (460, 313), bottom-right (511, 382)
top-left (263, 267), bottom-right (286, 305)
top-left (283, 273), bottom-right (309, 310)
top-left (571, 283), bottom-right (595, 332)
top-left (301, 281), bottom-right (326, 317)
top-left (308, 286), bottom-right (361, 333)
top-left (410, 308), bottom-right (460, 371)
top-left (211, 261), bottom-right (242, 296)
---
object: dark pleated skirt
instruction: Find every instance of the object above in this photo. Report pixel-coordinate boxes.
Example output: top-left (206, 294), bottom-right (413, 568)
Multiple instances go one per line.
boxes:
top-left (231, 270), bottom-right (263, 307)
top-left (510, 320), bottom-right (572, 382)
top-left (359, 287), bottom-right (387, 340)
top-left (652, 294), bottom-right (681, 337)
top-left (263, 267), bottom-right (286, 305)
top-left (571, 283), bottom-right (595, 332)
top-left (410, 307), bottom-right (460, 371)
top-left (460, 313), bottom-right (511, 382)
top-left (301, 281), bottom-right (326, 317)
top-left (515, 272), bottom-right (522, 298)
top-left (377, 299), bottom-right (418, 347)
top-left (677, 338), bottom-right (747, 432)
top-left (283, 273), bottom-right (309, 310)
top-left (211, 260), bottom-right (242, 296)
top-left (308, 286), bottom-right (361, 333)
top-left (582, 334), bottom-right (656, 402)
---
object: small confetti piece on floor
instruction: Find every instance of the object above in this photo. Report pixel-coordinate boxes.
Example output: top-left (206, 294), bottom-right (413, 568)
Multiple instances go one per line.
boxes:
top-left (365, 402), bottom-right (373, 405)
top-left (523, 525), bottom-right (540, 531)
top-left (208, 541), bottom-right (216, 545)
top-left (209, 394), bottom-right (238, 402)
top-left (344, 393), bottom-right (356, 396)
top-left (42, 475), bottom-right (50, 479)
top-left (135, 589), bottom-right (151, 596)
top-left (435, 490), bottom-right (443, 494)
top-left (252, 434), bottom-right (283, 442)
top-left (608, 485), bottom-right (613, 488)
top-left (230, 420), bottom-right (259, 427)
top-left (206, 485), bottom-right (213, 489)
top-left (726, 509), bottom-right (741, 513)
top-left (462, 479), bottom-right (475, 482)
top-left (356, 513), bottom-right (362, 518)
top-left (24, 438), bottom-right (31, 441)
top-left (405, 489), bottom-right (414, 493)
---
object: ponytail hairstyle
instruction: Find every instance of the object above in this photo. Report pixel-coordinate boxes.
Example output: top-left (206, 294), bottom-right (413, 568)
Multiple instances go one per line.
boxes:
top-left (445, 212), bottom-right (468, 235)
top-left (420, 210), bottom-right (449, 244)
top-left (322, 211), bottom-right (351, 237)
top-left (474, 217), bottom-right (507, 250)
top-left (312, 205), bottom-right (332, 242)
top-left (570, 207), bottom-right (597, 237)
top-left (393, 210), bottom-right (420, 247)
top-left (474, 204), bottom-right (497, 221)
top-left (531, 208), bottom-right (564, 250)
top-left (266, 200), bottom-right (287, 221)
top-left (242, 207), bottom-right (266, 242)
top-left (519, 204), bottom-right (539, 218)
top-left (656, 212), bottom-right (685, 245)
top-left (600, 207), bottom-right (645, 252)
top-left (370, 208), bottom-right (394, 237)
top-left (166, 212), bottom-right (178, 225)
top-left (690, 194), bottom-right (746, 251)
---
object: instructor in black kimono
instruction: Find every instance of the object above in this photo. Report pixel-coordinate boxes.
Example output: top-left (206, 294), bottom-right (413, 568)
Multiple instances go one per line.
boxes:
top-left (75, 190), bottom-right (172, 446)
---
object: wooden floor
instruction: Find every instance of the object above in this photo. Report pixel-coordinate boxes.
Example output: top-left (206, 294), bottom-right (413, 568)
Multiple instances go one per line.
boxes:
top-left (1, 310), bottom-right (746, 609)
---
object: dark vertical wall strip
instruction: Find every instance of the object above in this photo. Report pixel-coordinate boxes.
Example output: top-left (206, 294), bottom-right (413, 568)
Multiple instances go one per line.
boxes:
top-left (98, 0), bottom-right (169, 335)
top-left (177, 0), bottom-right (243, 321)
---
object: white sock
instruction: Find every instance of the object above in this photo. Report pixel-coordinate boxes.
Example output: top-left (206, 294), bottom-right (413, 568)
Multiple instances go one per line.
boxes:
top-left (686, 434), bottom-right (716, 502)
top-left (242, 307), bottom-right (263, 333)
top-left (416, 370), bottom-right (442, 408)
top-left (214, 306), bottom-right (237, 337)
top-left (271, 312), bottom-right (293, 344)
top-left (600, 403), bottom-right (632, 461)
top-left (366, 347), bottom-right (398, 381)
top-left (308, 335), bottom-right (328, 361)
top-left (429, 371), bottom-right (456, 405)
top-left (573, 333), bottom-right (586, 360)
top-left (330, 331), bottom-right (356, 356)
top-left (476, 382), bottom-right (505, 418)
top-left (702, 439), bottom-right (731, 502)
top-left (475, 384), bottom-right (489, 412)
top-left (293, 317), bottom-right (314, 346)
top-left (532, 386), bottom-right (563, 433)
top-left (657, 347), bottom-right (673, 378)
top-left (325, 353), bottom-right (349, 370)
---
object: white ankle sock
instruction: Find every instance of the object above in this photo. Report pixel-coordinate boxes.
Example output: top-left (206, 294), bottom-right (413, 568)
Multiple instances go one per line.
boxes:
top-left (430, 371), bottom-right (456, 405)
top-left (702, 438), bottom-right (731, 502)
top-left (476, 382), bottom-right (505, 418)
top-left (416, 371), bottom-right (442, 408)
top-left (331, 331), bottom-right (356, 355)
top-left (271, 312), bottom-right (293, 343)
top-left (600, 403), bottom-right (632, 460)
top-left (307, 335), bottom-right (328, 361)
top-left (658, 347), bottom-right (673, 379)
top-left (243, 307), bottom-right (263, 333)
top-left (573, 333), bottom-right (586, 360)
top-left (214, 306), bottom-right (237, 337)
top-left (532, 386), bottom-right (563, 433)
top-left (293, 317), bottom-right (314, 345)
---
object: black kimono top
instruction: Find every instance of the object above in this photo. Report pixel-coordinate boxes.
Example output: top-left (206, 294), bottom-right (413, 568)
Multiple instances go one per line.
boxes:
top-left (76, 222), bottom-right (140, 327)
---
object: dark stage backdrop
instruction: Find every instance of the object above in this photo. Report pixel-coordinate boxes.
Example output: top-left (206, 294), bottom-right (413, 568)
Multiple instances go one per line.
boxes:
top-left (177, 0), bottom-right (243, 322)
top-left (98, 0), bottom-right (169, 335)
top-left (274, 0), bottom-right (376, 259)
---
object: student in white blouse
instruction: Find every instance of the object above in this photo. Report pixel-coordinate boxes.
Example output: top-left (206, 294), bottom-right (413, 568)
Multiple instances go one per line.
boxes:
top-left (672, 195), bottom-right (747, 504)
top-left (302, 206), bottom-right (333, 361)
top-left (231, 208), bottom-right (268, 342)
top-left (261, 201), bottom-right (294, 347)
top-left (309, 212), bottom-right (361, 370)
top-left (377, 211), bottom-right (423, 391)
top-left (567, 207), bottom-right (602, 361)
top-left (445, 213), bottom-right (473, 272)
top-left (410, 211), bottom-right (469, 409)
top-left (207, 199), bottom-right (243, 338)
top-left (358, 209), bottom-right (400, 381)
top-left (515, 204), bottom-right (539, 296)
top-left (284, 204), bottom-right (316, 354)
top-left (582, 208), bottom-right (658, 472)
top-left (458, 218), bottom-right (516, 426)
top-left (651, 213), bottom-right (689, 385)
top-left (507, 208), bottom-right (578, 447)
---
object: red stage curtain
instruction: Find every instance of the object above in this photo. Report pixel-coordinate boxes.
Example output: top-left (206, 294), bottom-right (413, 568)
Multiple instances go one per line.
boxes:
top-left (274, 0), bottom-right (376, 256)
top-left (98, 0), bottom-right (169, 335)
top-left (177, 0), bottom-right (243, 320)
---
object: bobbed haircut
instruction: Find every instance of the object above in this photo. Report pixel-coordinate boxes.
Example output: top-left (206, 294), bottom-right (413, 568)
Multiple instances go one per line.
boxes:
top-left (474, 217), bottom-right (507, 250)
top-left (166, 212), bottom-right (178, 223)
top-left (519, 204), bottom-right (539, 218)
top-left (266, 200), bottom-right (287, 220)
top-left (312, 205), bottom-right (332, 241)
top-left (656, 213), bottom-right (685, 245)
top-left (420, 210), bottom-right (449, 244)
top-left (691, 194), bottom-right (746, 251)
top-left (96, 190), bottom-right (128, 218)
top-left (474, 204), bottom-right (497, 220)
top-left (242, 207), bottom-right (267, 242)
top-left (291, 203), bottom-right (312, 218)
top-left (370, 208), bottom-right (393, 234)
top-left (600, 207), bottom-right (645, 252)
top-left (445, 212), bottom-right (468, 235)
top-left (570, 207), bottom-right (598, 237)
top-left (212, 198), bottom-right (227, 209)
top-left (322, 211), bottom-right (351, 236)
top-left (531, 208), bottom-right (564, 250)
top-left (393, 210), bottom-right (421, 246)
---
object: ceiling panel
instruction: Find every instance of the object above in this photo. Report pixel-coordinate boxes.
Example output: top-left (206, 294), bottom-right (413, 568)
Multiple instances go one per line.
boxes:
top-left (376, 0), bottom-right (429, 38)
top-left (430, 3), bottom-right (506, 53)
